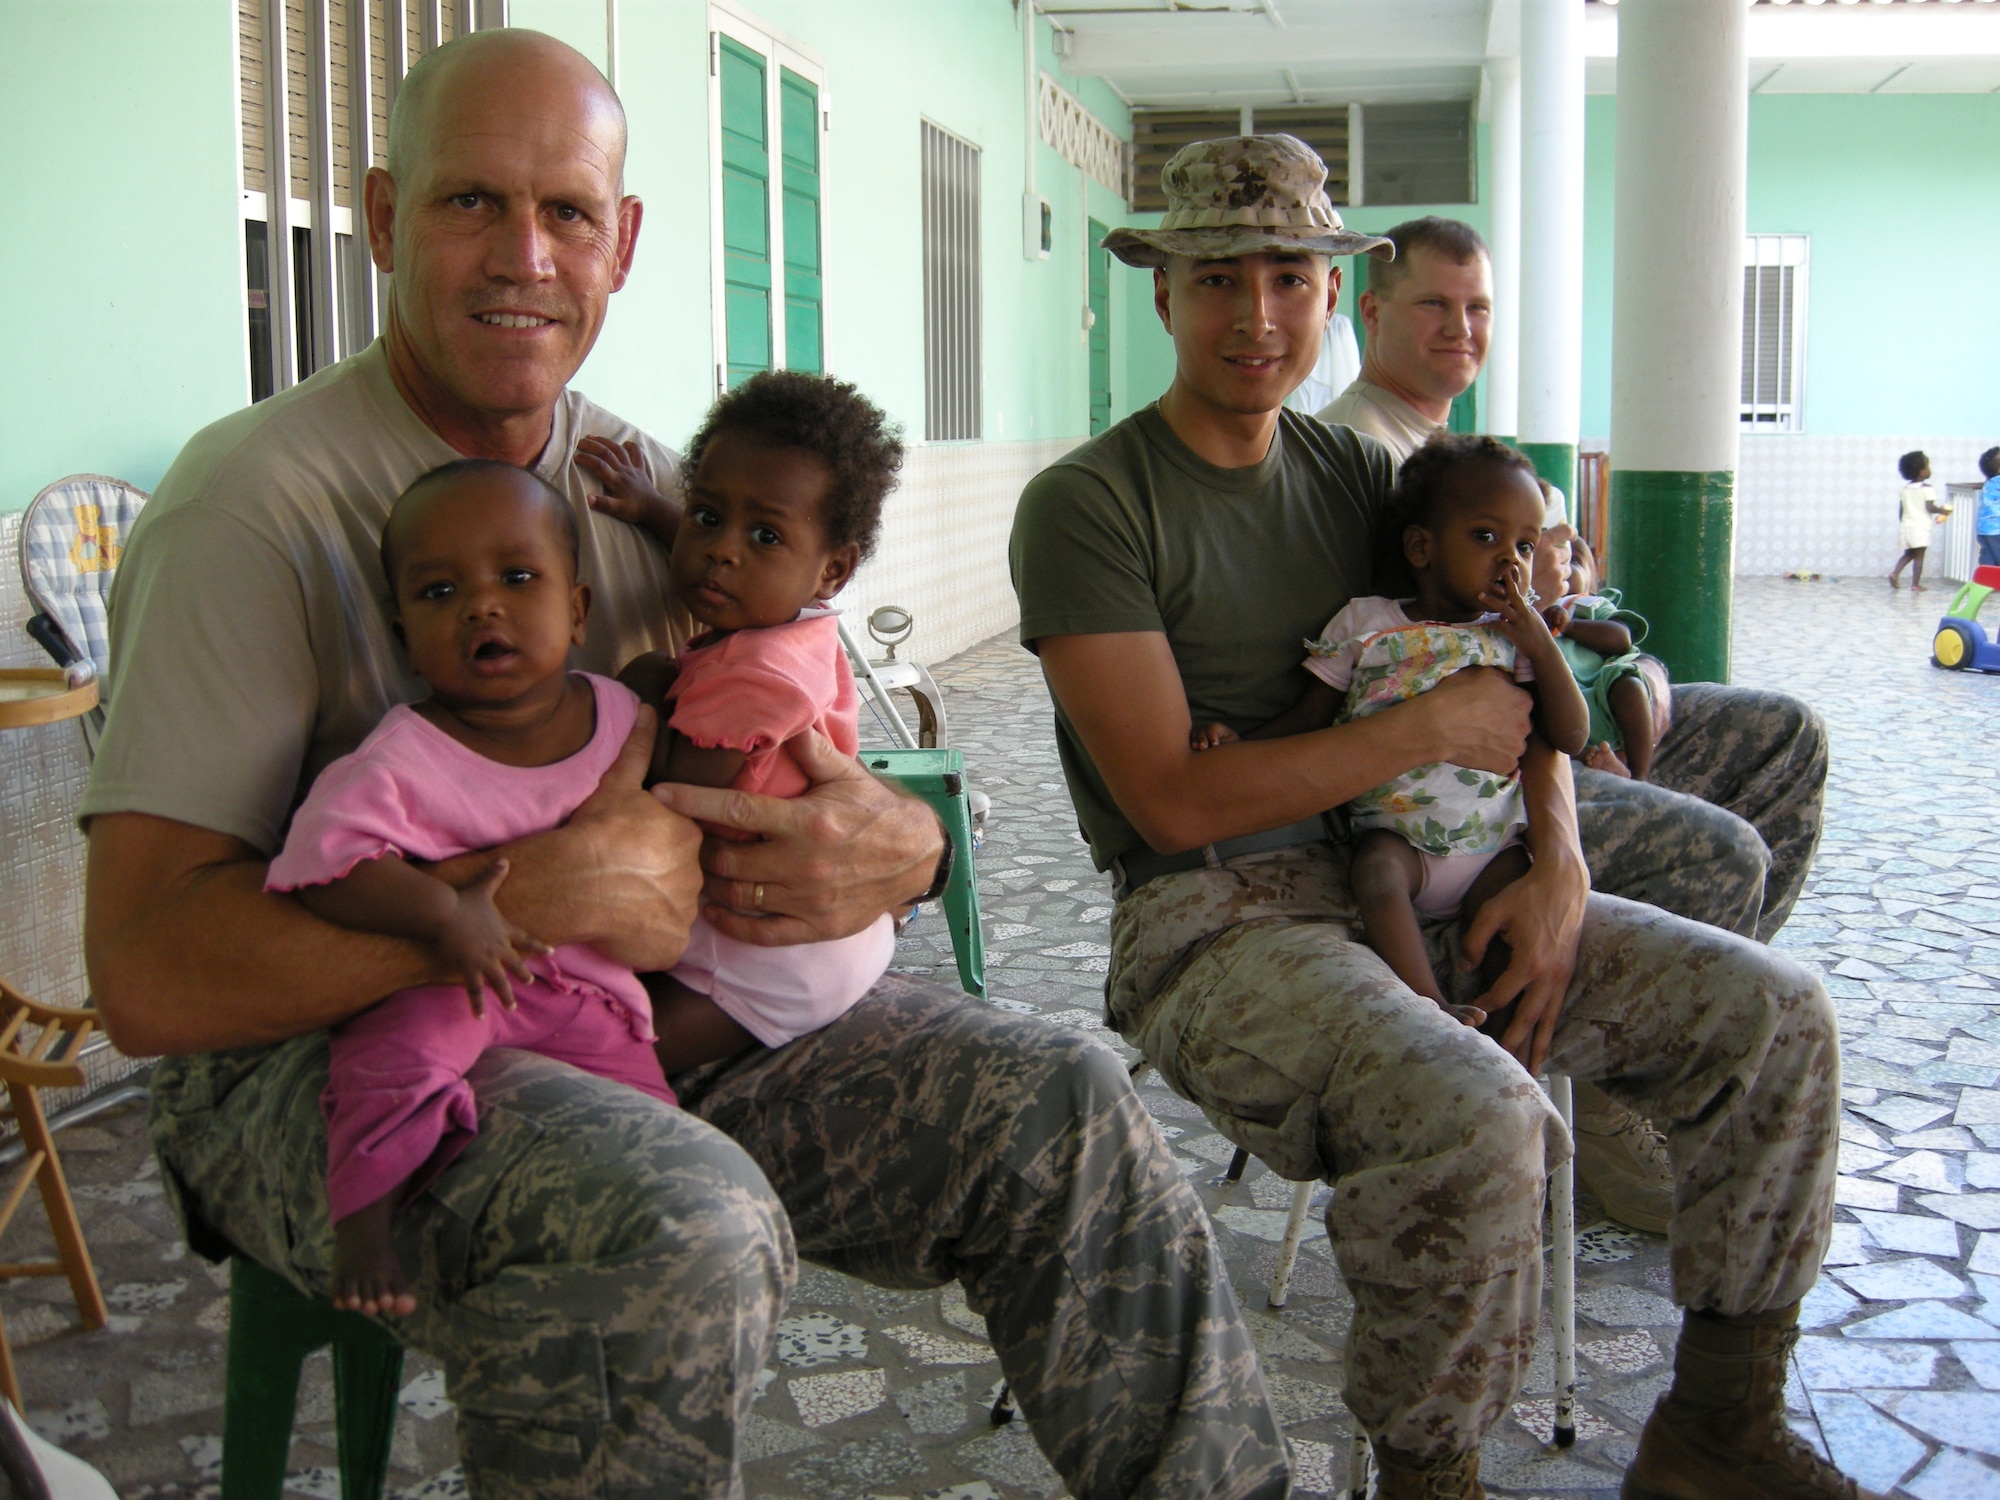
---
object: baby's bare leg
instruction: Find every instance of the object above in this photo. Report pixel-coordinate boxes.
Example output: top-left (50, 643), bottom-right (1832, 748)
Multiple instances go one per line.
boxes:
top-left (332, 1192), bottom-right (416, 1317)
top-left (1350, 830), bottom-right (1449, 1005)
top-left (653, 978), bottom-right (760, 1075)
top-left (1461, 845), bottom-right (1533, 1042)
top-left (1608, 675), bottom-right (1657, 782)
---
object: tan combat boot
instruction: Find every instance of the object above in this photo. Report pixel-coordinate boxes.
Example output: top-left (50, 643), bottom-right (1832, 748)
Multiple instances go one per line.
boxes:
top-left (1623, 1304), bottom-right (1884, 1500)
top-left (1573, 1080), bottom-right (1674, 1235)
top-left (1371, 1443), bottom-right (1484, 1500)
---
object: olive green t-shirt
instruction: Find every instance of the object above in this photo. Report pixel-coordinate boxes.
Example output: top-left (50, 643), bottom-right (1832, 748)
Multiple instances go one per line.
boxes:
top-left (1009, 404), bottom-right (1399, 871)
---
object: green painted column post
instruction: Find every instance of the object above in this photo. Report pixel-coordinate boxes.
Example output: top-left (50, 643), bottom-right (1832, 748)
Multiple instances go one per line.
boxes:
top-left (1518, 441), bottom-right (1576, 518)
top-left (1605, 0), bottom-right (1747, 685)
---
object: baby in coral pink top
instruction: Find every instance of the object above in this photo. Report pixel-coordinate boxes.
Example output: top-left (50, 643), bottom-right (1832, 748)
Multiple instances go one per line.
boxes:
top-left (266, 460), bottom-right (678, 1318)
top-left (584, 369), bottom-right (902, 1075)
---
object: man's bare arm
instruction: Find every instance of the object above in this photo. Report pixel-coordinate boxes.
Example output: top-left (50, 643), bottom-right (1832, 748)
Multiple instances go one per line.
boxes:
top-left (88, 714), bottom-right (705, 1056)
top-left (1035, 631), bottom-right (1534, 854)
top-left (651, 729), bottom-right (943, 947)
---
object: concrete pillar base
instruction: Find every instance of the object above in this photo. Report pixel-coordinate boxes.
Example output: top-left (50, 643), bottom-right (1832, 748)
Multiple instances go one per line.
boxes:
top-left (1608, 469), bottom-right (1735, 684)
top-left (1519, 442), bottom-right (1577, 513)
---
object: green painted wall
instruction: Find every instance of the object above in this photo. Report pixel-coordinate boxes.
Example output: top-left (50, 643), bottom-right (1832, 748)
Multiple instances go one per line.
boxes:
top-left (1117, 125), bottom-right (1495, 420)
top-left (519, 0), bottom-right (1137, 454)
top-left (1, 0), bottom-right (246, 510)
top-left (1580, 90), bottom-right (2000, 440)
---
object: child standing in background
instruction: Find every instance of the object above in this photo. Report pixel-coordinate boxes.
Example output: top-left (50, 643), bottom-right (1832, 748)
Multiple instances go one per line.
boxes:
top-left (1890, 450), bottom-right (1950, 592)
top-left (1978, 447), bottom-right (2000, 570)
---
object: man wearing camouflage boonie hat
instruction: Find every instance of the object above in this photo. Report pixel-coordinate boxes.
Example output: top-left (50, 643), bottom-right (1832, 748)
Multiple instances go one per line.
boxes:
top-left (1012, 134), bottom-right (1868, 1500)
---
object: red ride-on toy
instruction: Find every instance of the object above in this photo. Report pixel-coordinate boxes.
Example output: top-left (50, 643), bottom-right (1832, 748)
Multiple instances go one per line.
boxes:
top-left (1934, 565), bottom-right (2000, 672)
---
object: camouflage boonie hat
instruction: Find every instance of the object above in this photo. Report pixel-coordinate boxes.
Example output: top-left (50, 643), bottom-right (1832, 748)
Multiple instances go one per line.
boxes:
top-left (1102, 134), bottom-right (1395, 268)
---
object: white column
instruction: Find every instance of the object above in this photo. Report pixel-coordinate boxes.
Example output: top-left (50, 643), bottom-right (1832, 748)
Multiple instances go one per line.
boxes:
top-left (1518, 0), bottom-right (1585, 492)
top-left (1609, 0), bottom-right (1747, 474)
top-left (1486, 53), bottom-right (1522, 441)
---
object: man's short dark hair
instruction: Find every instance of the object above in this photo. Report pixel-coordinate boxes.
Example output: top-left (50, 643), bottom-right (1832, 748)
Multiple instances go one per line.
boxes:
top-left (1368, 217), bottom-right (1490, 299)
top-left (381, 459), bottom-right (579, 588)
top-left (1981, 446), bottom-right (2000, 480)
top-left (1899, 450), bottom-right (1929, 482)
top-left (683, 371), bottom-right (904, 561)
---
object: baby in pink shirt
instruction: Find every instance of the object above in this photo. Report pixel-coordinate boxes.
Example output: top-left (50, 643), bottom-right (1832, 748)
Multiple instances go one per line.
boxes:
top-left (266, 460), bottom-right (678, 1317)
top-left (582, 368), bottom-right (903, 1074)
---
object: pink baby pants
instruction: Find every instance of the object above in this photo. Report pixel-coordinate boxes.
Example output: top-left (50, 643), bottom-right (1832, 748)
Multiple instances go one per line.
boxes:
top-left (323, 979), bottom-right (676, 1222)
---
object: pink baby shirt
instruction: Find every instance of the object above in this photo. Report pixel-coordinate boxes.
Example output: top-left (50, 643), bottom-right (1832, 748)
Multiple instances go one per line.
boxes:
top-left (266, 672), bottom-right (652, 1035)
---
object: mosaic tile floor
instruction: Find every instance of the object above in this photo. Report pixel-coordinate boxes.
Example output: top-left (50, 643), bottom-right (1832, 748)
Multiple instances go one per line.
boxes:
top-left (6, 576), bottom-right (2000, 1498)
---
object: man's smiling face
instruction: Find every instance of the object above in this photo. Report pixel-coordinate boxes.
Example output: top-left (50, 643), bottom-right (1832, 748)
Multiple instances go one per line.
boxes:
top-left (1360, 244), bottom-right (1492, 408)
top-left (1155, 251), bottom-right (1340, 422)
top-left (367, 34), bottom-right (641, 434)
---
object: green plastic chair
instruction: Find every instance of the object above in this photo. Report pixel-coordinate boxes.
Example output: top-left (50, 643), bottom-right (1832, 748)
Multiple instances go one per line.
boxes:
top-left (862, 748), bottom-right (987, 998)
top-left (223, 1256), bottom-right (403, 1500)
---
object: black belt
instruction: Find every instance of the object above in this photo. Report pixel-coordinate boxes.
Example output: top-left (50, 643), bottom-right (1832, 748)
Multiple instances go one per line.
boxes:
top-left (1110, 813), bottom-right (1338, 900)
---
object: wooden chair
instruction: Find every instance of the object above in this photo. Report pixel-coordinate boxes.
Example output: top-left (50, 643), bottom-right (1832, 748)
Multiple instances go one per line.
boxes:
top-left (0, 980), bottom-right (108, 1409)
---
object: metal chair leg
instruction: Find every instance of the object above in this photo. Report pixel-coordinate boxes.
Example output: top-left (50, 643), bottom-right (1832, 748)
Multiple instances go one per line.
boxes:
top-left (1549, 1074), bottom-right (1577, 1448)
top-left (1267, 1179), bottom-right (1317, 1309)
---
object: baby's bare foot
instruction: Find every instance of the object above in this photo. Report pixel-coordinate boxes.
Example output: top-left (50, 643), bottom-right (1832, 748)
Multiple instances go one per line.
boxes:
top-left (331, 1199), bottom-right (417, 1317)
top-left (1582, 743), bottom-right (1633, 779)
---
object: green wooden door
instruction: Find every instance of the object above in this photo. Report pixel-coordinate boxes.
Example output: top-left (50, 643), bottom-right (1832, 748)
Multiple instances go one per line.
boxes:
top-left (780, 68), bottom-right (823, 373)
top-left (1087, 217), bottom-right (1112, 434)
top-left (719, 37), bottom-right (771, 388)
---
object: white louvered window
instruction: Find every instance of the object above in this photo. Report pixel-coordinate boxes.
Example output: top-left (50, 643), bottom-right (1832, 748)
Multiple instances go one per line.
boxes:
top-left (1741, 234), bottom-right (1809, 432)
top-left (237, 0), bottom-right (505, 401)
top-left (921, 120), bottom-right (982, 443)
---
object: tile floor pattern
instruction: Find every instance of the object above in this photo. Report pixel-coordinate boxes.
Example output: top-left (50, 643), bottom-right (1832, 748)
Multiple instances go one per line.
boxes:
top-left (6, 576), bottom-right (2000, 1498)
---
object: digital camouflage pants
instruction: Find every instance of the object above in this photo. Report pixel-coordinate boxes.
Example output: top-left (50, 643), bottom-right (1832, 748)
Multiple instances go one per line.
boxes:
top-left (150, 975), bottom-right (1291, 1499)
top-left (1106, 687), bottom-right (1839, 1462)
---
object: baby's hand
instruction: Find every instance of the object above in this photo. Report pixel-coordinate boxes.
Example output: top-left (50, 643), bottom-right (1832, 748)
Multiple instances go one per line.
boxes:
top-left (1539, 599), bottom-right (1573, 637)
top-left (434, 861), bottom-right (549, 1018)
top-left (1190, 722), bottom-right (1240, 751)
top-left (578, 436), bottom-right (675, 531)
top-left (1492, 569), bottom-right (1557, 653)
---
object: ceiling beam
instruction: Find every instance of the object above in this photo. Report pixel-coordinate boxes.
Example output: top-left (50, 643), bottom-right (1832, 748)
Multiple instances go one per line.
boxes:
top-left (1060, 19), bottom-right (1488, 74)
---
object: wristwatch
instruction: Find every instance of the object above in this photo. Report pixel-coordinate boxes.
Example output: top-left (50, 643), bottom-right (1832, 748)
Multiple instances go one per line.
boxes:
top-left (894, 822), bottom-right (954, 935)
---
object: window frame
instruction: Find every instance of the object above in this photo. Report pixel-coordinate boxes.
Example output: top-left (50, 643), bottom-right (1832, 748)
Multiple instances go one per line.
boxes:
top-left (1740, 232), bottom-right (1810, 434)
top-left (705, 3), bottom-right (831, 398)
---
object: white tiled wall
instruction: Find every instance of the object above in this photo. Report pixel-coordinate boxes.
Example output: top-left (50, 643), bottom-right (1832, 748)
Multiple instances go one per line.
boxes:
top-left (836, 436), bottom-right (1082, 667)
top-left (1736, 435), bottom-right (1991, 582)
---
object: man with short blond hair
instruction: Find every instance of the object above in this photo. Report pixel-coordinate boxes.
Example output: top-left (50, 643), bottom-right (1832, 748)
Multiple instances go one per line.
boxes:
top-left (83, 31), bottom-right (1289, 1498)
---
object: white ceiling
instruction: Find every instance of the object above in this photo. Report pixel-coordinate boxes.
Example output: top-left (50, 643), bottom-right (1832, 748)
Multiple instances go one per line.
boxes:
top-left (1040, 0), bottom-right (2000, 109)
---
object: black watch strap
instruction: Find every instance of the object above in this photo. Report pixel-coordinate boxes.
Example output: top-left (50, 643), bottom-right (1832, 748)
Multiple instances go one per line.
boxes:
top-left (914, 824), bottom-right (955, 906)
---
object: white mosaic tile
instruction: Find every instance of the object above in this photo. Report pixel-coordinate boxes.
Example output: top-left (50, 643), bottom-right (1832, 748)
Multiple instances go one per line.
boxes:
top-left (1811, 1391), bottom-right (1927, 1496)
top-left (1843, 1302), bottom-right (2000, 1341)
top-left (1896, 1130), bottom-right (1980, 1152)
top-left (1967, 1154), bottom-right (2000, 1190)
top-left (1851, 1208), bottom-right (1963, 1258)
top-left (106, 1280), bottom-right (187, 1312)
top-left (392, 1467), bottom-right (468, 1500)
top-left (788, 1366), bottom-right (887, 1428)
top-left (1952, 1341), bottom-right (2000, 1391)
top-left (1573, 1222), bottom-right (1640, 1264)
top-left (1873, 1391), bottom-right (2000, 1460)
top-left (1794, 1336), bottom-right (1941, 1390)
top-left (1287, 1440), bottom-right (1342, 1496)
top-left (939, 1282), bottom-right (989, 1340)
top-left (179, 1435), bottom-right (222, 1479)
top-left (1835, 1176), bottom-right (1902, 1212)
top-left (1801, 1277), bottom-right (1862, 1329)
top-left (284, 1468), bottom-right (342, 1499)
top-left (1579, 1330), bottom-right (1664, 1374)
top-left (1839, 1142), bottom-right (1897, 1174)
top-left (773, 1311), bottom-right (869, 1367)
top-left (1574, 1285), bottom-right (1679, 1327)
top-left (1214, 1205), bottom-right (1320, 1243)
top-left (739, 1413), bottom-right (820, 1461)
top-left (1903, 1447), bottom-right (2000, 1500)
top-left (1971, 1233), bottom-right (2000, 1276)
top-left (880, 1325), bottom-right (995, 1366)
top-left (1510, 1397), bottom-right (1620, 1444)
top-left (1873, 1150), bottom-right (1965, 1194)
top-left (1917, 1193), bottom-right (2000, 1230)
top-left (1824, 1221), bottom-right (1872, 1266)
top-left (397, 1369), bottom-right (452, 1421)
top-left (1832, 1256), bottom-right (1969, 1302)
top-left (1853, 1097), bottom-right (1956, 1134)
top-left (26, 1397), bottom-right (110, 1447)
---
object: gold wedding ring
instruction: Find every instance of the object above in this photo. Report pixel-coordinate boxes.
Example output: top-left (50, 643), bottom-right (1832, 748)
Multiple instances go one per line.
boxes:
top-left (752, 882), bottom-right (765, 911)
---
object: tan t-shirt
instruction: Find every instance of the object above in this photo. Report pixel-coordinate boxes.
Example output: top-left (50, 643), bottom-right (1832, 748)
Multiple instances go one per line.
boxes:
top-left (81, 341), bottom-right (690, 854)
top-left (1316, 377), bottom-right (1443, 464)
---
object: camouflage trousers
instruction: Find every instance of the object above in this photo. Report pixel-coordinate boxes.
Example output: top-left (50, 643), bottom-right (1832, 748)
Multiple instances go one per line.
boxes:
top-left (1107, 845), bottom-right (1840, 1461)
top-left (1575, 681), bottom-right (1828, 942)
top-left (149, 974), bottom-right (1290, 1500)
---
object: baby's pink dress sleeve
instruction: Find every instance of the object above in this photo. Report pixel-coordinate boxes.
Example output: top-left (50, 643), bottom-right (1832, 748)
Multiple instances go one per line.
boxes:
top-left (1303, 598), bottom-right (1390, 691)
top-left (265, 754), bottom-right (425, 892)
top-left (668, 651), bottom-right (826, 757)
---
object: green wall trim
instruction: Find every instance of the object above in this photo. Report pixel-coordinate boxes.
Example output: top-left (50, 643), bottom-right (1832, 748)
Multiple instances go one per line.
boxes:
top-left (1607, 468), bottom-right (1735, 684)
top-left (1518, 442), bottom-right (1577, 513)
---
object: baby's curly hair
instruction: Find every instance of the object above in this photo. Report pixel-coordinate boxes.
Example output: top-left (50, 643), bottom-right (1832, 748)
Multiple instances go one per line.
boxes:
top-left (1371, 433), bottom-right (1541, 593)
top-left (682, 371), bottom-right (904, 559)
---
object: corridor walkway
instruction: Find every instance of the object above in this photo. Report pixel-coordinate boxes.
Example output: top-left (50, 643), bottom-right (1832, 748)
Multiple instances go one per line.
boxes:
top-left (10, 576), bottom-right (2000, 1499)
